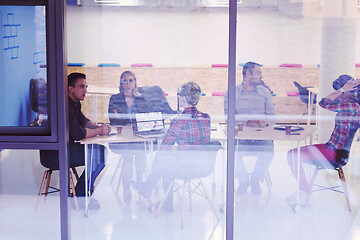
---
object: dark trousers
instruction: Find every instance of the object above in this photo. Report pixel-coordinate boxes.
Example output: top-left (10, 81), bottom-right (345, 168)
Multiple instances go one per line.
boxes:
top-left (40, 143), bottom-right (106, 196)
top-left (235, 140), bottom-right (274, 183)
top-left (109, 142), bottom-right (146, 189)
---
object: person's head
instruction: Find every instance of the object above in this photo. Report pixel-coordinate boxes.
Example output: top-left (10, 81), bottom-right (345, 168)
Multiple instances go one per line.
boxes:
top-left (332, 75), bottom-right (358, 102)
top-left (178, 82), bottom-right (202, 107)
top-left (68, 72), bottom-right (87, 102)
top-left (242, 62), bottom-right (263, 86)
top-left (119, 71), bottom-right (140, 97)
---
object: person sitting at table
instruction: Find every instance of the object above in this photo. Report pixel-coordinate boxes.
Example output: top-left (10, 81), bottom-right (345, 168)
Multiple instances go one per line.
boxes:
top-left (287, 75), bottom-right (360, 205)
top-left (108, 71), bottom-right (150, 205)
top-left (43, 73), bottom-right (111, 209)
top-left (224, 61), bottom-right (277, 195)
top-left (136, 82), bottom-right (211, 211)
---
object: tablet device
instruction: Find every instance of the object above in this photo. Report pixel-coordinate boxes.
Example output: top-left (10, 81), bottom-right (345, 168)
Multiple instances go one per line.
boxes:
top-left (274, 125), bottom-right (304, 132)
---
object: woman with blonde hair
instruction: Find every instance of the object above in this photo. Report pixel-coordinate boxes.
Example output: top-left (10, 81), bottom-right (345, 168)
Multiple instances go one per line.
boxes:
top-left (137, 82), bottom-right (211, 211)
top-left (108, 71), bottom-right (150, 205)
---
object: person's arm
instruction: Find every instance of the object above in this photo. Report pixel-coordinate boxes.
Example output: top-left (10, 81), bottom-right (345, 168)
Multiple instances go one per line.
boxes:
top-left (108, 94), bottom-right (130, 126)
top-left (84, 121), bottom-right (111, 138)
top-left (160, 117), bottom-right (183, 150)
top-left (224, 91), bottom-right (229, 123)
top-left (326, 78), bottom-right (359, 101)
top-left (224, 87), bottom-right (247, 124)
top-left (263, 87), bottom-right (277, 126)
top-left (319, 78), bottom-right (360, 113)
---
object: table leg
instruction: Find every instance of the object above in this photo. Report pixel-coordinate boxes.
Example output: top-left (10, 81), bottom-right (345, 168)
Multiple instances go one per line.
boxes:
top-left (89, 144), bottom-right (94, 196)
top-left (307, 91), bottom-right (311, 126)
top-left (84, 143), bottom-right (89, 217)
top-left (295, 141), bottom-right (301, 212)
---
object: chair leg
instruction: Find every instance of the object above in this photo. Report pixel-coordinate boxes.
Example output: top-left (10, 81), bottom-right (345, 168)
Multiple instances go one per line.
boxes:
top-left (200, 180), bottom-right (220, 222)
top-left (35, 170), bottom-right (49, 211)
top-left (111, 156), bottom-right (123, 185)
top-left (181, 180), bottom-right (187, 229)
top-left (69, 170), bottom-right (79, 211)
top-left (71, 167), bottom-right (80, 182)
top-left (304, 166), bottom-right (319, 206)
top-left (337, 168), bottom-right (351, 212)
top-left (114, 156), bottom-right (124, 194)
top-left (44, 170), bottom-right (53, 198)
top-left (188, 181), bottom-right (192, 212)
top-left (265, 170), bottom-right (272, 193)
top-left (38, 171), bottom-right (48, 196)
top-left (154, 180), bottom-right (175, 218)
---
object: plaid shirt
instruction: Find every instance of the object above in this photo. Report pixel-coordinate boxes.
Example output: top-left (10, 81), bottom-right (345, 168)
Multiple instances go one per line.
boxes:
top-left (161, 107), bottom-right (211, 150)
top-left (319, 98), bottom-right (360, 151)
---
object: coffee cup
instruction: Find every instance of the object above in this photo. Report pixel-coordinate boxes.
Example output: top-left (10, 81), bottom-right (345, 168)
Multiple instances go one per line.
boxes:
top-left (285, 125), bottom-right (291, 135)
top-left (117, 126), bottom-right (123, 135)
top-left (234, 127), bottom-right (239, 135)
top-left (237, 123), bottom-right (244, 131)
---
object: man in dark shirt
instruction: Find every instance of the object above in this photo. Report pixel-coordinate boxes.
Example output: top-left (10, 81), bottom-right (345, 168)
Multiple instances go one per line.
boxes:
top-left (67, 72), bottom-right (111, 197)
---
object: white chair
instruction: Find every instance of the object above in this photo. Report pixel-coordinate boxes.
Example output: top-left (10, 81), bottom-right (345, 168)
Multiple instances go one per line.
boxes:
top-left (153, 141), bottom-right (222, 229)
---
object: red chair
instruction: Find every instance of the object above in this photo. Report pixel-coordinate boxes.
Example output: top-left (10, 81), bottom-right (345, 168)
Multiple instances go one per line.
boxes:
top-left (212, 92), bottom-right (226, 96)
top-left (131, 63), bottom-right (153, 67)
top-left (211, 64), bottom-right (228, 68)
top-left (279, 63), bottom-right (302, 68)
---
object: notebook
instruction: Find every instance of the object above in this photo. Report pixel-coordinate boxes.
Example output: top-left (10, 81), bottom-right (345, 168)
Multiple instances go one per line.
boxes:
top-left (132, 111), bottom-right (166, 138)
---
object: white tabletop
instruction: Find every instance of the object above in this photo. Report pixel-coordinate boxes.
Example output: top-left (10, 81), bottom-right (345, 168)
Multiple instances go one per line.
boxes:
top-left (219, 124), bottom-right (316, 141)
top-left (79, 126), bottom-right (150, 145)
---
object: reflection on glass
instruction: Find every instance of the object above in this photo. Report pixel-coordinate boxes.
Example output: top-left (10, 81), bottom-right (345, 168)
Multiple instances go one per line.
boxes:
top-left (0, 6), bottom-right (47, 127)
top-left (68, 2), bottom-right (228, 239)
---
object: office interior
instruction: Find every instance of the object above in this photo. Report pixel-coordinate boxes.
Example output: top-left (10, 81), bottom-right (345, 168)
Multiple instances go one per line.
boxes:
top-left (1, 0), bottom-right (360, 239)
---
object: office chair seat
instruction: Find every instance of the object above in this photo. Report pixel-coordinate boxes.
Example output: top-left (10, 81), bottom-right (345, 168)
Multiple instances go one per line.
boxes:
top-left (153, 141), bottom-right (222, 229)
top-left (35, 150), bottom-right (80, 211)
top-left (303, 128), bottom-right (358, 211)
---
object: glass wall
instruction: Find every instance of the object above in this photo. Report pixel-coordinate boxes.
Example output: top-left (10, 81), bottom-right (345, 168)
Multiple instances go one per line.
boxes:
top-left (65, 1), bottom-right (360, 239)
top-left (66, 1), bottom-right (229, 239)
top-left (3, 1), bottom-right (360, 240)
top-left (233, 1), bottom-right (360, 240)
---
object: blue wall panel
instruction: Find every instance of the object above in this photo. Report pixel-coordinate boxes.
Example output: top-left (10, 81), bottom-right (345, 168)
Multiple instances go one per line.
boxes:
top-left (0, 6), bottom-right (46, 126)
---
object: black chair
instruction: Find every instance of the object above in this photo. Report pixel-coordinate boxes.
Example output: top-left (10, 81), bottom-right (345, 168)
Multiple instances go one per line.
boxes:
top-left (304, 128), bottom-right (358, 211)
top-left (293, 81), bottom-right (317, 105)
top-left (35, 150), bottom-right (80, 211)
top-left (153, 141), bottom-right (222, 229)
top-left (138, 85), bottom-right (177, 117)
top-left (29, 78), bottom-right (48, 127)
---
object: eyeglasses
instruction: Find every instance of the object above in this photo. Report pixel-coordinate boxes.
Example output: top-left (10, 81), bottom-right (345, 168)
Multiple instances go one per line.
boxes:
top-left (122, 78), bottom-right (135, 84)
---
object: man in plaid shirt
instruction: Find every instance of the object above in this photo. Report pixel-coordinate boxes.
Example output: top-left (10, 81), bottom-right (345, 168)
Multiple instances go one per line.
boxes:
top-left (138, 82), bottom-right (210, 211)
top-left (287, 75), bottom-right (360, 206)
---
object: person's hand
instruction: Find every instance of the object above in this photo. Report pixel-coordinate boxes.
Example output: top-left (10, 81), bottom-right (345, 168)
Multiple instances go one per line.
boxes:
top-left (99, 124), bottom-right (111, 135)
top-left (246, 120), bottom-right (267, 128)
top-left (342, 78), bottom-right (360, 92)
top-left (257, 120), bottom-right (267, 128)
top-left (246, 120), bottom-right (258, 127)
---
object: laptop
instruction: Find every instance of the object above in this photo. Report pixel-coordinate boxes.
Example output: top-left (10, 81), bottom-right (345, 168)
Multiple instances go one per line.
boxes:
top-left (132, 111), bottom-right (166, 138)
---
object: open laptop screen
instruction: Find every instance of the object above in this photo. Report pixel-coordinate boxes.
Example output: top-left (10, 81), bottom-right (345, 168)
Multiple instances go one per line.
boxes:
top-left (133, 112), bottom-right (165, 134)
